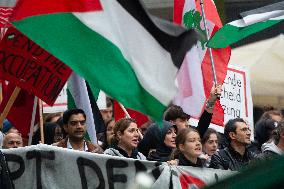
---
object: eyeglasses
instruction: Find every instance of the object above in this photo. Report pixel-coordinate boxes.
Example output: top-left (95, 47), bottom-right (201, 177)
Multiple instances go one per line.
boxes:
top-left (69, 120), bottom-right (86, 126)
top-left (240, 127), bottom-right (251, 133)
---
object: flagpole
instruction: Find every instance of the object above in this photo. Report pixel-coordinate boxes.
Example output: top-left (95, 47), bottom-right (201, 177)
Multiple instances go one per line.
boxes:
top-left (118, 102), bottom-right (131, 118)
top-left (200, 0), bottom-right (218, 85)
top-left (28, 96), bottom-right (38, 146)
top-left (0, 82), bottom-right (2, 104)
top-left (0, 86), bottom-right (21, 129)
top-left (117, 102), bottom-right (143, 139)
top-left (38, 99), bottom-right (44, 144)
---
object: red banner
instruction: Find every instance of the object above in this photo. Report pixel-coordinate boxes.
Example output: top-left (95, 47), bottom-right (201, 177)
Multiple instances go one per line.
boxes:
top-left (0, 27), bottom-right (72, 105)
top-left (0, 6), bottom-right (13, 28)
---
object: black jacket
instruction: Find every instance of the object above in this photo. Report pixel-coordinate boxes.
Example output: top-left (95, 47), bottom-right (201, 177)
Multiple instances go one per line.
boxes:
top-left (0, 151), bottom-right (14, 189)
top-left (209, 146), bottom-right (257, 171)
top-left (178, 154), bottom-right (205, 167)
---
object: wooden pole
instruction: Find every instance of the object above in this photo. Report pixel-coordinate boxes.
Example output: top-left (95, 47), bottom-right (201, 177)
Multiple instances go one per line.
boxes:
top-left (28, 96), bottom-right (38, 145)
top-left (0, 86), bottom-right (21, 129)
top-left (118, 102), bottom-right (131, 118)
top-left (117, 102), bottom-right (143, 139)
top-left (38, 99), bottom-right (44, 144)
top-left (0, 82), bottom-right (2, 104)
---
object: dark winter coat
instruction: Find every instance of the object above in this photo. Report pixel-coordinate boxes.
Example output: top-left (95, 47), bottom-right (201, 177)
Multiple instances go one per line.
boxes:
top-left (0, 151), bottom-right (14, 189)
top-left (178, 154), bottom-right (205, 167)
top-left (209, 146), bottom-right (257, 171)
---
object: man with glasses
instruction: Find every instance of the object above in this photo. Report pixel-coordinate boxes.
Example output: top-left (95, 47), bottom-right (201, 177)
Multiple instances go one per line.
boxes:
top-left (210, 118), bottom-right (257, 171)
top-left (56, 109), bottom-right (103, 153)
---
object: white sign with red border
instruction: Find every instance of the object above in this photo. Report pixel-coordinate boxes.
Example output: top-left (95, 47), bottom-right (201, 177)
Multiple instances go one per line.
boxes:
top-left (189, 64), bottom-right (254, 139)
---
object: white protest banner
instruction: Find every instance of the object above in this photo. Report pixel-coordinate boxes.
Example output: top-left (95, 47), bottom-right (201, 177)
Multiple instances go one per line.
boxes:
top-left (189, 64), bottom-right (254, 137)
top-left (2, 145), bottom-right (233, 189)
top-left (43, 84), bottom-right (67, 113)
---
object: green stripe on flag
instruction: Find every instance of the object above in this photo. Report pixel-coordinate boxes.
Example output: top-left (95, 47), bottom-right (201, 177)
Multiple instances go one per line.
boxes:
top-left (207, 20), bottom-right (281, 48)
top-left (67, 89), bottom-right (76, 110)
top-left (13, 13), bottom-right (167, 121)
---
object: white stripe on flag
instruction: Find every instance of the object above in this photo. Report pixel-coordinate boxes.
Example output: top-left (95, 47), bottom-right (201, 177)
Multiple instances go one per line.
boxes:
top-left (68, 73), bottom-right (97, 144)
top-left (243, 10), bottom-right (284, 25)
top-left (74, 0), bottom-right (178, 106)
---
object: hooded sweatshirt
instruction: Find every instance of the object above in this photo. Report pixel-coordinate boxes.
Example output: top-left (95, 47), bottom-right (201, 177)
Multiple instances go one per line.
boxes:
top-left (249, 119), bottom-right (277, 154)
top-left (261, 141), bottom-right (283, 156)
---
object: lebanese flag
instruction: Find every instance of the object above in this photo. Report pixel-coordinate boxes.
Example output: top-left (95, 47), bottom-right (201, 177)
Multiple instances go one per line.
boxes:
top-left (174, 0), bottom-right (231, 125)
top-left (0, 83), bottom-right (39, 137)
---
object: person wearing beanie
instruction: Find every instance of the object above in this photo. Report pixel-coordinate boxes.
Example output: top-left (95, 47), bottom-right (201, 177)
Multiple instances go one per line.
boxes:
top-left (2, 120), bottom-right (20, 135)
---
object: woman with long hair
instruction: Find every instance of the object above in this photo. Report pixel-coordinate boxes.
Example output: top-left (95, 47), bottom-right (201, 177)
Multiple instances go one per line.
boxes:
top-left (172, 128), bottom-right (205, 167)
top-left (104, 118), bottom-right (145, 160)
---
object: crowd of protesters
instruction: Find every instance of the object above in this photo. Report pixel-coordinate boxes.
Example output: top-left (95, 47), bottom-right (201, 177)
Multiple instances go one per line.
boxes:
top-left (1, 85), bottom-right (284, 188)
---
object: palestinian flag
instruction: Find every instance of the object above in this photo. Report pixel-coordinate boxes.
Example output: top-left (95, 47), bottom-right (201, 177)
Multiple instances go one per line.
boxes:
top-left (207, 1), bottom-right (284, 48)
top-left (10, 0), bottom-right (199, 122)
top-left (67, 73), bottom-right (106, 144)
top-left (174, 0), bottom-right (231, 126)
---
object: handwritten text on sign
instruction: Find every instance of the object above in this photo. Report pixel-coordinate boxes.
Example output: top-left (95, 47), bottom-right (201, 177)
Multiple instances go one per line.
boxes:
top-left (220, 67), bottom-right (249, 121)
top-left (3, 145), bottom-right (232, 189)
top-left (0, 27), bottom-right (72, 105)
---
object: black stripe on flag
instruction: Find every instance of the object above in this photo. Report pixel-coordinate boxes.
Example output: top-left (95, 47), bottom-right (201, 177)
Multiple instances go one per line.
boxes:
top-left (85, 81), bottom-right (106, 134)
top-left (117, 0), bottom-right (200, 69)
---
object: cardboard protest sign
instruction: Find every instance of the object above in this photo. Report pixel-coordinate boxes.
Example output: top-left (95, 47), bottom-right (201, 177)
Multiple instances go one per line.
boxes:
top-left (3, 144), bottom-right (233, 189)
top-left (0, 27), bottom-right (72, 105)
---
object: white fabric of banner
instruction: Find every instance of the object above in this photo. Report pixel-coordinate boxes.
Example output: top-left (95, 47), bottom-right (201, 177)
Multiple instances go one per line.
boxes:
top-left (2, 145), bottom-right (233, 189)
